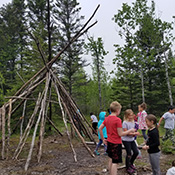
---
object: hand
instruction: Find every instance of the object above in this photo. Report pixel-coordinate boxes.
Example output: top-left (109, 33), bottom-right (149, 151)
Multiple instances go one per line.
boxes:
top-left (130, 128), bottom-right (136, 133)
top-left (103, 139), bottom-right (107, 145)
top-left (134, 131), bottom-right (140, 136)
top-left (142, 145), bottom-right (149, 150)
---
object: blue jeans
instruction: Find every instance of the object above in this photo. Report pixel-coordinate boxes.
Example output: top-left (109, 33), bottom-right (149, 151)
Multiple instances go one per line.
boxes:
top-left (142, 129), bottom-right (148, 140)
top-left (95, 139), bottom-right (107, 152)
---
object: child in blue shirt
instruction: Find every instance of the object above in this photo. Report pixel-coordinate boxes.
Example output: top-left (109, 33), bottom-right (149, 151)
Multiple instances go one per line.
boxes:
top-left (94, 111), bottom-right (107, 155)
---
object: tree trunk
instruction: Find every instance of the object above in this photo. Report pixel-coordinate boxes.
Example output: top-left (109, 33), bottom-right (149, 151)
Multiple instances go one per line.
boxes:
top-left (164, 52), bottom-right (173, 105)
top-left (96, 54), bottom-right (102, 111)
top-left (47, 0), bottom-right (52, 131)
top-left (141, 66), bottom-right (145, 103)
top-left (129, 80), bottom-right (133, 109)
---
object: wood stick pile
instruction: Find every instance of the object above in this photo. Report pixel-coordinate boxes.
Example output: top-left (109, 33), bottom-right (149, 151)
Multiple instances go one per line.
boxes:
top-left (0, 5), bottom-right (100, 171)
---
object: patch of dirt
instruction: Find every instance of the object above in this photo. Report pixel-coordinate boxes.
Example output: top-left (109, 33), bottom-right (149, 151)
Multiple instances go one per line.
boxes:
top-left (0, 135), bottom-right (174, 175)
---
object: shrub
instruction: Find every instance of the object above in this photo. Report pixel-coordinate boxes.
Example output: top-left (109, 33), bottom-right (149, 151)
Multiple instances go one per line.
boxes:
top-left (160, 139), bottom-right (175, 154)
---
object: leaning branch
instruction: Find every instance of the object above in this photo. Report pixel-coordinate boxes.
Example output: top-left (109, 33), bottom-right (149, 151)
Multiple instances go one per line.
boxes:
top-left (11, 4), bottom-right (100, 100)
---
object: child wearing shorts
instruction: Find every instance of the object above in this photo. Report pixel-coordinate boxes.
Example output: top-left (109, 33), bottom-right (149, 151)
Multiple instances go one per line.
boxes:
top-left (99, 101), bottom-right (136, 175)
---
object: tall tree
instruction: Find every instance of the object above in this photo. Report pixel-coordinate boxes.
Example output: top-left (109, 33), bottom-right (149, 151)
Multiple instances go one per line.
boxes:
top-left (26, 0), bottom-right (58, 131)
top-left (0, 0), bottom-right (26, 96)
top-left (54, 0), bottom-right (87, 97)
top-left (85, 37), bottom-right (109, 111)
top-left (113, 0), bottom-right (174, 114)
top-left (112, 37), bottom-right (141, 111)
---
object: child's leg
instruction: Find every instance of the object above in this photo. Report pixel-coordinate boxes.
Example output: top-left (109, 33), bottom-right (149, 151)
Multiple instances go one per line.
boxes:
top-left (95, 139), bottom-right (103, 151)
top-left (111, 163), bottom-right (118, 175)
top-left (92, 123), bottom-right (96, 134)
top-left (167, 129), bottom-right (175, 144)
top-left (104, 144), bottom-right (107, 152)
top-left (122, 141), bottom-right (132, 169)
top-left (142, 129), bottom-right (148, 140)
top-left (134, 140), bottom-right (142, 158)
top-left (107, 143), bottom-right (122, 175)
top-left (162, 128), bottom-right (168, 141)
top-left (148, 152), bottom-right (161, 175)
top-left (109, 158), bottom-right (118, 175)
top-left (94, 122), bottom-right (98, 134)
top-left (103, 137), bottom-right (107, 152)
top-left (130, 141), bottom-right (139, 165)
top-left (108, 158), bottom-right (112, 174)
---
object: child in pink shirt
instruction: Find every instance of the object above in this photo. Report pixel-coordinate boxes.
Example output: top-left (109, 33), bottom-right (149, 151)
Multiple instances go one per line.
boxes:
top-left (138, 103), bottom-right (148, 141)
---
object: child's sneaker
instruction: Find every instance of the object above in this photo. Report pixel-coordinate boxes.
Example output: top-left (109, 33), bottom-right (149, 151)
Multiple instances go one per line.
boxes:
top-left (130, 164), bottom-right (136, 170)
top-left (94, 150), bottom-right (100, 155)
top-left (126, 167), bottom-right (135, 175)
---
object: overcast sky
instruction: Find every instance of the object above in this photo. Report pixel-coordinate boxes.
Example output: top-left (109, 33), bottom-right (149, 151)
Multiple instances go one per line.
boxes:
top-left (1, 0), bottom-right (175, 76)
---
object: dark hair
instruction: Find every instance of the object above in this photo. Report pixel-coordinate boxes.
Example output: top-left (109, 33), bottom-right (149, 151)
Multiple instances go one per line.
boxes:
top-left (140, 102), bottom-right (147, 110)
top-left (146, 114), bottom-right (157, 127)
top-left (168, 105), bottom-right (175, 111)
top-left (90, 112), bottom-right (93, 115)
top-left (172, 160), bottom-right (175, 167)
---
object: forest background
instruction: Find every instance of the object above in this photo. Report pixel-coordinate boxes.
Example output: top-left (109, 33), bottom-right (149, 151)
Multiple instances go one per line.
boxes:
top-left (0, 0), bottom-right (175, 129)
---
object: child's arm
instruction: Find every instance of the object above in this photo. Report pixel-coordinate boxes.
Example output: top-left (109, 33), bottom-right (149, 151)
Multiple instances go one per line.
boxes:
top-left (99, 124), bottom-right (107, 145)
top-left (143, 131), bottom-right (160, 150)
top-left (90, 116), bottom-right (93, 122)
top-left (117, 127), bottom-right (135, 137)
top-left (123, 128), bottom-right (140, 136)
top-left (158, 116), bottom-right (164, 128)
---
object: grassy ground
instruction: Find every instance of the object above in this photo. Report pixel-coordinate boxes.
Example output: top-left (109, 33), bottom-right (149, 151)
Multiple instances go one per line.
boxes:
top-left (0, 118), bottom-right (174, 175)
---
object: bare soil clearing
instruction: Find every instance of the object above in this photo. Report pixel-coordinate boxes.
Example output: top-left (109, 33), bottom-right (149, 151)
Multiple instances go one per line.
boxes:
top-left (0, 135), bottom-right (174, 175)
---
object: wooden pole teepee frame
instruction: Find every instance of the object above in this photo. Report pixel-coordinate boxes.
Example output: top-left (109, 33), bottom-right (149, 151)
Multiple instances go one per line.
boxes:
top-left (0, 5), bottom-right (100, 171)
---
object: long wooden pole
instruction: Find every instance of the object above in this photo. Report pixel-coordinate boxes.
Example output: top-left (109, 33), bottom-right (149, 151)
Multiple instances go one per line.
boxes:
top-left (7, 100), bottom-right (12, 159)
top-left (13, 93), bottom-right (43, 159)
top-left (37, 73), bottom-right (51, 163)
top-left (53, 74), bottom-right (96, 141)
top-left (52, 75), bottom-right (95, 158)
top-left (54, 80), bottom-right (77, 162)
top-left (1, 105), bottom-right (6, 159)
top-left (25, 98), bottom-right (45, 171)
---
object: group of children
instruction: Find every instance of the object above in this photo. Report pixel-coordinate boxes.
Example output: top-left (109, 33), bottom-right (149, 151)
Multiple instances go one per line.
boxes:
top-left (92, 101), bottom-right (175, 175)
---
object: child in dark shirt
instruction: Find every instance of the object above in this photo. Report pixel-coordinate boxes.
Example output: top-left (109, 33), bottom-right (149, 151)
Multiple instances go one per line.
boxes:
top-left (142, 114), bottom-right (160, 175)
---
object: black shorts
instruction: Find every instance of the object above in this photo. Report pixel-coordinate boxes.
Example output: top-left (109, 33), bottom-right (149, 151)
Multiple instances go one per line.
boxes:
top-left (92, 122), bottom-right (98, 130)
top-left (107, 141), bottom-right (122, 163)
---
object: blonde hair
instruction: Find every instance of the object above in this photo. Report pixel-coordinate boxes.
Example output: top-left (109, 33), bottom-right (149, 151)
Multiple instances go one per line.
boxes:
top-left (124, 109), bottom-right (134, 121)
top-left (110, 101), bottom-right (122, 112)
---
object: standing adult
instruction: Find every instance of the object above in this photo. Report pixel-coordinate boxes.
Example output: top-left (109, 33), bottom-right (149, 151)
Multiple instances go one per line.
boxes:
top-left (90, 112), bottom-right (98, 134)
